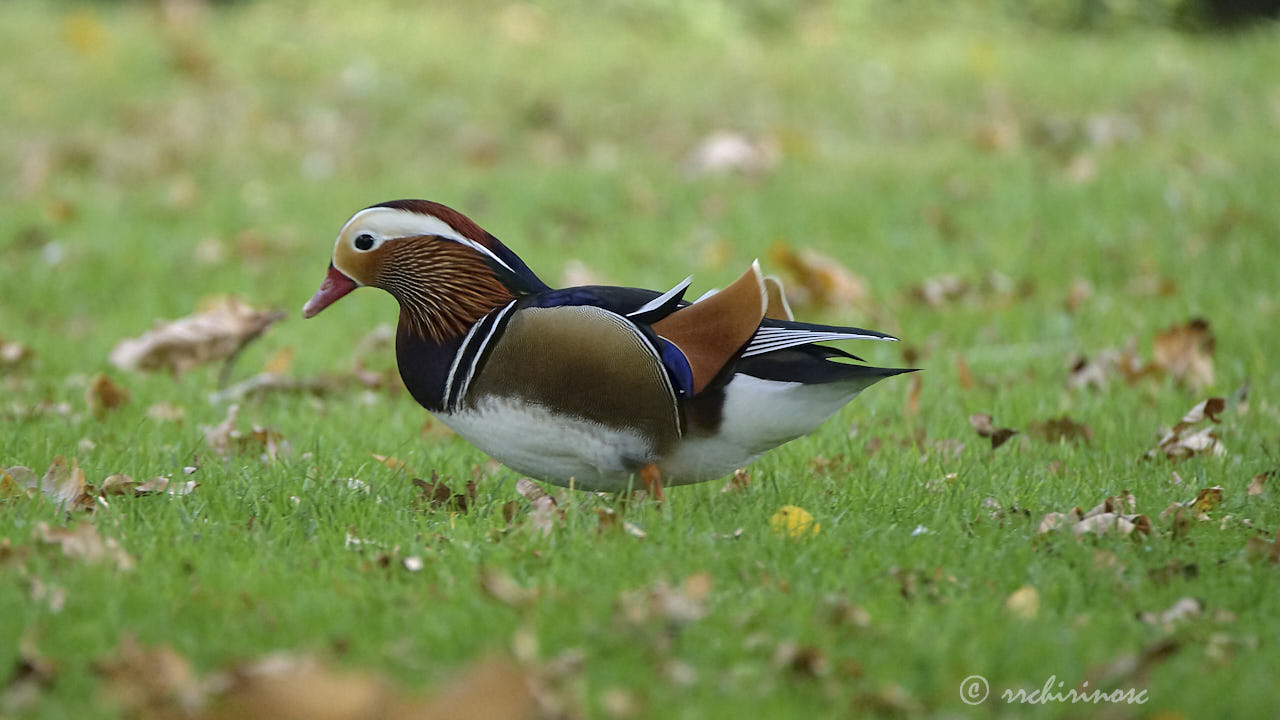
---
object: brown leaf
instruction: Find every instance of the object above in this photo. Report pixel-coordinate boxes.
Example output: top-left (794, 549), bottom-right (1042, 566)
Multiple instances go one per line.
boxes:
top-left (2, 634), bottom-right (57, 713)
top-left (1145, 398), bottom-right (1227, 461)
top-left (1038, 493), bottom-right (1150, 538)
top-left (515, 479), bottom-right (562, 536)
top-left (903, 374), bottom-right (922, 419)
top-left (86, 373), bottom-right (129, 418)
top-left (969, 413), bottom-right (1017, 449)
top-left (39, 456), bottom-right (95, 511)
top-left (109, 297), bottom-right (285, 375)
top-left (1186, 486), bottom-right (1224, 518)
top-left (620, 573), bottom-right (712, 626)
top-left (721, 468), bottom-right (750, 493)
top-left (203, 404), bottom-right (288, 461)
top-left (1245, 525), bottom-right (1280, 564)
top-left (1139, 597), bottom-right (1203, 628)
top-left (1248, 472), bottom-right (1271, 496)
top-left (413, 473), bottom-right (476, 513)
top-left (772, 642), bottom-right (828, 677)
top-left (480, 571), bottom-right (535, 607)
top-left (1027, 416), bottom-right (1093, 445)
top-left (954, 354), bottom-right (973, 390)
top-left (767, 242), bottom-right (869, 310)
top-left (908, 274), bottom-right (970, 307)
top-left (1153, 318), bottom-right (1215, 390)
top-left (0, 336), bottom-right (34, 368)
top-left (36, 522), bottom-right (134, 571)
top-left (1064, 277), bottom-right (1092, 313)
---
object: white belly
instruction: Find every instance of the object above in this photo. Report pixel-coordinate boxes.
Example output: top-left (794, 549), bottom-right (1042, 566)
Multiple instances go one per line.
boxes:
top-left (437, 396), bottom-right (657, 492)
top-left (660, 374), bottom-right (866, 482)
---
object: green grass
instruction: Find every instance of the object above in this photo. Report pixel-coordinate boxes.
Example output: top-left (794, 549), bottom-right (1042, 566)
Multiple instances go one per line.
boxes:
top-left (3, 1), bottom-right (1280, 717)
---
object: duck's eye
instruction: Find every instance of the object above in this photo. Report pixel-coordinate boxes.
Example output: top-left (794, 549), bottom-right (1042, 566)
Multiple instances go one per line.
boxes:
top-left (354, 234), bottom-right (375, 251)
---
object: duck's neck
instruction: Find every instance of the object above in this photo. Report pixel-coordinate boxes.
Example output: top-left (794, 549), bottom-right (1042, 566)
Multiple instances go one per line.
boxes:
top-left (395, 318), bottom-right (469, 414)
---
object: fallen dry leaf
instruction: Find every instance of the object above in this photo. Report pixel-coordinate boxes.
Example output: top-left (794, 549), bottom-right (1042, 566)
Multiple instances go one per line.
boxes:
top-left (515, 478), bottom-right (562, 535)
top-left (969, 413), bottom-right (1018, 449)
top-left (770, 505), bottom-right (819, 539)
top-left (109, 297), bottom-right (285, 375)
top-left (903, 374), bottom-right (922, 419)
top-left (3, 634), bottom-right (58, 713)
top-left (203, 404), bottom-right (288, 461)
top-left (907, 274), bottom-right (970, 307)
top-left (1004, 585), bottom-right (1039, 620)
top-left (4, 457), bottom-right (95, 511)
top-left (1145, 398), bottom-right (1227, 461)
top-left (1139, 597), bottom-right (1203, 629)
top-left (96, 634), bottom-right (535, 720)
top-left (772, 642), bottom-right (829, 677)
top-left (620, 573), bottom-right (713, 626)
top-left (767, 241), bottom-right (869, 310)
top-left (1248, 471), bottom-right (1271, 496)
top-left (1153, 318), bottom-right (1215, 391)
top-left (372, 453), bottom-right (407, 472)
top-left (954, 354), bottom-right (973, 390)
top-left (1245, 525), bottom-right (1280, 564)
top-left (480, 570), bottom-right (535, 608)
top-left (1027, 415), bottom-right (1093, 445)
top-left (684, 131), bottom-right (778, 176)
top-left (0, 336), bottom-right (34, 369)
top-left (36, 522), bottom-right (134, 571)
top-left (86, 373), bottom-right (129, 418)
top-left (1038, 492), bottom-right (1151, 539)
top-left (721, 468), bottom-right (750, 494)
top-left (413, 473), bottom-right (476, 513)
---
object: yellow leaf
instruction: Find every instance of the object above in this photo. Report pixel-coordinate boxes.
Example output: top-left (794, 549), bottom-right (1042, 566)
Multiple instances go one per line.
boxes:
top-left (62, 10), bottom-right (107, 56)
top-left (1005, 585), bottom-right (1039, 620)
top-left (371, 453), bottom-right (405, 471)
top-left (770, 505), bottom-right (819, 539)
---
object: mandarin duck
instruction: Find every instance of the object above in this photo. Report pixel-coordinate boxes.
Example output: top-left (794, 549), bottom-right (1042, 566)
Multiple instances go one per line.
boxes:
top-left (303, 200), bottom-right (912, 498)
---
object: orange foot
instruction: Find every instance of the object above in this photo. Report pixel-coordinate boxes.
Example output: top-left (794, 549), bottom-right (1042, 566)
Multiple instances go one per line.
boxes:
top-left (639, 463), bottom-right (665, 503)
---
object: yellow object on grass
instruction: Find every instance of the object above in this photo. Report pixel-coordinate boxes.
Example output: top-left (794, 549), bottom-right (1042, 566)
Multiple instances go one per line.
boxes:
top-left (770, 505), bottom-right (820, 539)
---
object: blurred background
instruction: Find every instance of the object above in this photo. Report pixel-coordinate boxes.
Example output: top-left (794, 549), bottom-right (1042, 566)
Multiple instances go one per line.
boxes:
top-left (2, 0), bottom-right (1278, 390)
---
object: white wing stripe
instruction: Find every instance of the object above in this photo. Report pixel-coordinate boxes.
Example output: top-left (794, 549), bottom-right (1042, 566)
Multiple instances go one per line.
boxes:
top-left (627, 276), bottom-right (693, 317)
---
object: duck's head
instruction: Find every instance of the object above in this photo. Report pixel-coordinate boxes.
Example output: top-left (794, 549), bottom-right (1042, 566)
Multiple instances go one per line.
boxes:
top-left (303, 200), bottom-right (545, 339)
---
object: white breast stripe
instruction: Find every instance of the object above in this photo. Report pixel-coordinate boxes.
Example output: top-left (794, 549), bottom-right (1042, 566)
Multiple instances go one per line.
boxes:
top-left (453, 300), bottom-right (517, 408)
top-left (627, 276), bottom-right (693, 317)
top-left (442, 307), bottom-right (493, 408)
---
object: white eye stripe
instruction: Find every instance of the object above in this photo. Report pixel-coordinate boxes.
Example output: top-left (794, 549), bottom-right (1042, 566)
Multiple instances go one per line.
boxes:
top-left (337, 207), bottom-right (514, 273)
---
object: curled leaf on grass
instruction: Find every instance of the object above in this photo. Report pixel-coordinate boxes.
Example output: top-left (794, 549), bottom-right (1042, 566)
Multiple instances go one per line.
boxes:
top-left (969, 413), bottom-right (1018, 449)
top-left (685, 131), bottom-right (778, 176)
top-left (515, 478), bottom-right (563, 536)
top-left (1153, 318), bottom-right (1215, 391)
top-left (412, 473), bottom-right (477, 513)
top-left (109, 296), bottom-right (285, 377)
top-left (95, 636), bottom-right (535, 720)
top-left (1144, 398), bottom-right (1227, 461)
top-left (203, 404), bottom-right (288, 461)
top-left (1027, 415), bottom-right (1093, 445)
top-left (86, 373), bottom-right (129, 418)
top-left (619, 573), bottom-right (713, 625)
top-left (1037, 491), bottom-right (1151, 538)
top-left (0, 336), bottom-right (34, 368)
top-left (36, 522), bottom-right (134, 571)
top-left (1139, 597), bottom-right (1204, 630)
top-left (767, 242), bottom-right (869, 310)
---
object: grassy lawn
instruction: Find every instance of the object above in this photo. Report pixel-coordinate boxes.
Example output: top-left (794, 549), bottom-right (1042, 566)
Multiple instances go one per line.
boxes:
top-left (3, 1), bottom-right (1279, 717)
